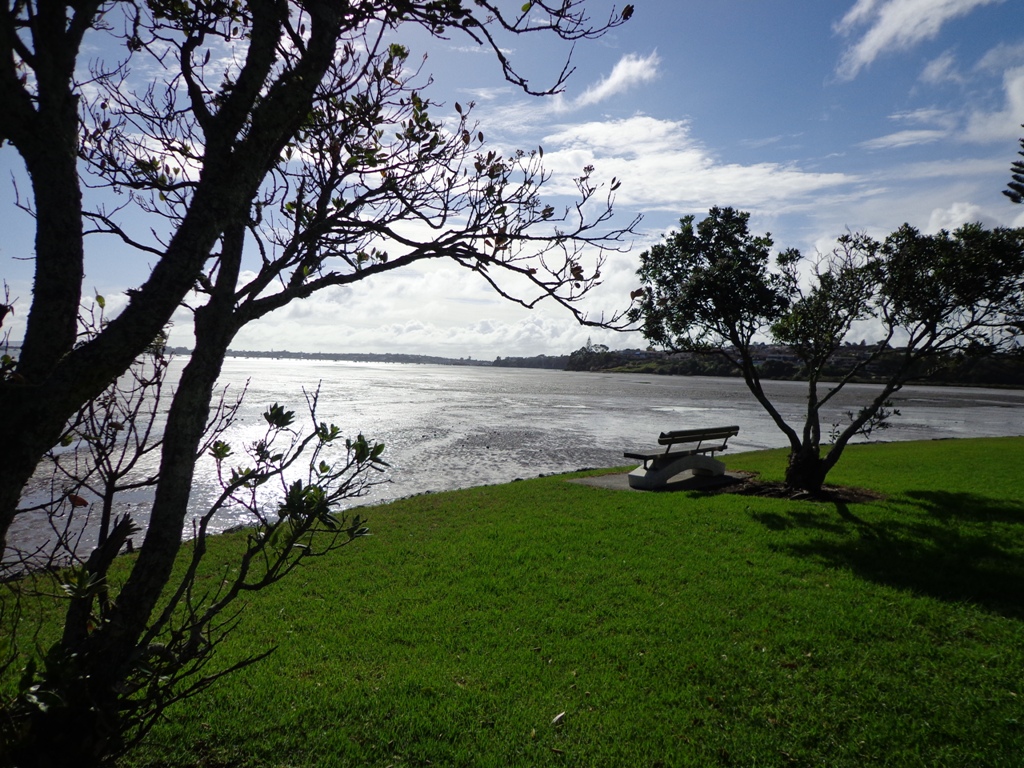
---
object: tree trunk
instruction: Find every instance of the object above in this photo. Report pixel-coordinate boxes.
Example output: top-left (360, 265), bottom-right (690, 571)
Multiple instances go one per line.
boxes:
top-left (785, 446), bottom-right (828, 494)
top-left (0, 387), bottom-right (74, 558)
top-left (10, 298), bottom-right (240, 766)
top-left (5, 683), bottom-right (117, 768)
top-left (102, 308), bottom-right (234, 637)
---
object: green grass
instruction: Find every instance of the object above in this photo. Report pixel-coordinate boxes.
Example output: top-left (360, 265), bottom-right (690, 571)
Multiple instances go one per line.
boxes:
top-left (12, 437), bottom-right (1024, 767)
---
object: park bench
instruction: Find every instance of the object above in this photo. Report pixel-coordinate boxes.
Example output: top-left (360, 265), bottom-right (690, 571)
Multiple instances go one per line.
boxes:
top-left (623, 425), bottom-right (740, 490)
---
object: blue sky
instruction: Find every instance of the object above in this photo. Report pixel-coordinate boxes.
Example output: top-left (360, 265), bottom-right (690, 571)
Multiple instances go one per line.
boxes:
top-left (3, 0), bottom-right (1024, 358)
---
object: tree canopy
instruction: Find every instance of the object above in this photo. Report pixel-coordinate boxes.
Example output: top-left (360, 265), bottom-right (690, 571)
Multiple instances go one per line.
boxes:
top-left (630, 207), bottom-right (1024, 493)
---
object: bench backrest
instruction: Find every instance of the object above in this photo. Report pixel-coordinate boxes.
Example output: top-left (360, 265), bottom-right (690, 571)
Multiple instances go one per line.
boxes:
top-left (657, 425), bottom-right (740, 446)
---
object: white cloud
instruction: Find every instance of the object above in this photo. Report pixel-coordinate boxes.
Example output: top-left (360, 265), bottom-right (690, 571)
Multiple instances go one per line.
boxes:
top-left (567, 52), bottom-right (661, 110)
top-left (538, 116), bottom-right (853, 212)
top-left (963, 66), bottom-right (1024, 143)
top-left (220, 243), bottom-right (644, 359)
top-left (457, 86), bottom-right (514, 102)
top-left (795, 161), bottom-right (1022, 261)
top-left (976, 41), bottom-right (1024, 73)
top-left (835, 0), bottom-right (1005, 81)
top-left (873, 157), bottom-right (1006, 180)
top-left (920, 51), bottom-right (965, 84)
top-left (478, 51), bottom-right (661, 128)
top-left (861, 66), bottom-right (1024, 147)
top-left (859, 128), bottom-right (948, 150)
top-left (739, 134), bottom-right (804, 150)
top-left (449, 45), bottom-right (515, 56)
top-left (229, 282), bottom-right (628, 358)
top-left (926, 201), bottom-right (996, 231)
top-left (889, 107), bottom-right (956, 126)
top-left (838, 0), bottom-right (884, 27)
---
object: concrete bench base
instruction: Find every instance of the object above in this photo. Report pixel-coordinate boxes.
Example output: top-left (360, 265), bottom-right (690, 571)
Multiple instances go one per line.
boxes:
top-left (627, 453), bottom-right (726, 490)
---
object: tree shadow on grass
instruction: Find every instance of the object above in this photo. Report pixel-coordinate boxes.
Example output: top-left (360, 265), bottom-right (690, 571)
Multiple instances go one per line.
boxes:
top-left (899, 489), bottom-right (1024, 526)
top-left (751, 491), bottom-right (1024, 620)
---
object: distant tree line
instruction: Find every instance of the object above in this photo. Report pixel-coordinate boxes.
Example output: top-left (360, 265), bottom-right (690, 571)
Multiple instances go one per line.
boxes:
top-left (586, 347), bottom-right (1024, 387)
top-left (563, 339), bottom-right (657, 371)
top-left (608, 354), bottom-right (739, 377)
top-left (492, 354), bottom-right (569, 369)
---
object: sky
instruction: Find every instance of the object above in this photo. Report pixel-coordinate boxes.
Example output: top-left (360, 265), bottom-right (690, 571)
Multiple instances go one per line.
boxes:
top-left (3, 0), bottom-right (1024, 358)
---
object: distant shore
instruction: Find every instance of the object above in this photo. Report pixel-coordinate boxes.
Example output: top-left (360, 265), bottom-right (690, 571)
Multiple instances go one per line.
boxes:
top-left (159, 346), bottom-right (1024, 388)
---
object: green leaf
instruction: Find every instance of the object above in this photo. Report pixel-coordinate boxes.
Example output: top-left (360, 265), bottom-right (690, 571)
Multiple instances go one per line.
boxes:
top-left (60, 567), bottom-right (105, 600)
top-left (210, 441), bottom-right (232, 460)
top-left (95, 293), bottom-right (105, 309)
top-left (522, 2), bottom-right (532, 11)
top-left (263, 403), bottom-right (296, 429)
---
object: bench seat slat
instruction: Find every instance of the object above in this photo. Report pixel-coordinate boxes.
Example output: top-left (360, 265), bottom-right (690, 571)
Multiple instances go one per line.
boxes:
top-left (624, 443), bottom-right (728, 462)
top-left (657, 425), bottom-right (739, 445)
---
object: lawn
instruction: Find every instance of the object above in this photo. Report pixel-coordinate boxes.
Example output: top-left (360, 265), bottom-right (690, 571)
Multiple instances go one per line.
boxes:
top-left (14, 438), bottom-right (1024, 766)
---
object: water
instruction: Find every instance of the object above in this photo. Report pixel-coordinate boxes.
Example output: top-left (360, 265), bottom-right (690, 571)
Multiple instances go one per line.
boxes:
top-left (9, 359), bottom-right (1024, 553)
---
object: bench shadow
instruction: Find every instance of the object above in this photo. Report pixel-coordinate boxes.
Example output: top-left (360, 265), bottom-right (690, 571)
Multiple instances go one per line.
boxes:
top-left (751, 491), bottom-right (1024, 621)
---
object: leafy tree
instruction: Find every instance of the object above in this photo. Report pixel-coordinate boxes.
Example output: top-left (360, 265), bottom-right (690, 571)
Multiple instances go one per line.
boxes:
top-left (0, 1), bottom-right (637, 763)
top-left (630, 207), bottom-right (1024, 493)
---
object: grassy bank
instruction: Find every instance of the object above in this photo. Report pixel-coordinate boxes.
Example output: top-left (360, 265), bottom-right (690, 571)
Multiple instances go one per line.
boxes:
top-left (11, 438), bottom-right (1024, 766)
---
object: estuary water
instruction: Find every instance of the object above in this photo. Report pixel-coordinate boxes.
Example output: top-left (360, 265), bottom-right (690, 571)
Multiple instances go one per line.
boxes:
top-left (9, 358), bottom-right (1024, 551)
top-left (194, 358), bottom-right (1024, 525)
